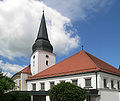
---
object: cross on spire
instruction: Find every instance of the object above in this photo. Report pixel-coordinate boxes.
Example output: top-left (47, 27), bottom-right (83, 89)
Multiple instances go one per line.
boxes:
top-left (82, 45), bottom-right (84, 50)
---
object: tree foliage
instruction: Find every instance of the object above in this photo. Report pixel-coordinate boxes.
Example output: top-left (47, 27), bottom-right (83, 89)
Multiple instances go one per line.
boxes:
top-left (0, 71), bottom-right (30, 101)
top-left (0, 71), bottom-right (15, 94)
top-left (2, 92), bottom-right (31, 101)
top-left (49, 82), bottom-right (86, 101)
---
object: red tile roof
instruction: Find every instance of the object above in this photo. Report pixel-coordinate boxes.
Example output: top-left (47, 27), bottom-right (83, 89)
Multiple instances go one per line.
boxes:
top-left (28, 50), bottom-right (120, 80)
top-left (16, 65), bottom-right (31, 75)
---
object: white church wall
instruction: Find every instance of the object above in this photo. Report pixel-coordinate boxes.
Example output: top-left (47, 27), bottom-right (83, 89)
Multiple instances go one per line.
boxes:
top-left (37, 50), bottom-right (56, 73)
top-left (21, 73), bottom-right (29, 91)
top-left (30, 50), bottom-right (56, 75)
top-left (31, 51), bottom-right (39, 75)
top-left (27, 72), bottom-right (97, 91)
top-left (99, 90), bottom-right (120, 101)
top-left (98, 72), bottom-right (120, 89)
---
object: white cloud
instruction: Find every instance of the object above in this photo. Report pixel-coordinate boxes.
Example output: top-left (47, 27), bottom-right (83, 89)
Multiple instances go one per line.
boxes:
top-left (0, 0), bottom-right (80, 59)
top-left (2, 71), bottom-right (13, 77)
top-left (0, 60), bottom-right (24, 77)
top-left (43, 0), bottom-right (114, 21)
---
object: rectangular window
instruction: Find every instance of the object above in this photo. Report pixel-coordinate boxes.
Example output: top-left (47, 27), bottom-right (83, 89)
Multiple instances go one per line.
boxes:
top-left (60, 80), bottom-right (65, 83)
top-left (46, 61), bottom-right (48, 66)
top-left (85, 78), bottom-right (91, 87)
top-left (50, 82), bottom-right (55, 89)
top-left (72, 79), bottom-right (78, 86)
top-left (104, 79), bottom-right (107, 88)
top-left (118, 81), bottom-right (120, 89)
top-left (111, 80), bottom-right (114, 89)
top-left (32, 83), bottom-right (36, 91)
top-left (40, 83), bottom-right (45, 90)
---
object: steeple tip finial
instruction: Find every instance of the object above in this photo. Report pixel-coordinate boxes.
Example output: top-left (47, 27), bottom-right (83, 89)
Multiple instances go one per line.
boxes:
top-left (81, 45), bottom-right (84, 50)
top-left (43, 10), bottom-right (44, 13)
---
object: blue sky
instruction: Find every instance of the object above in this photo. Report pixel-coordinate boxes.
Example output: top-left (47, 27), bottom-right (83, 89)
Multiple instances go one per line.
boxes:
top-left (0, 0), bottom-right (120, 77)
top-left (57, 0), bottom-right (120, 68)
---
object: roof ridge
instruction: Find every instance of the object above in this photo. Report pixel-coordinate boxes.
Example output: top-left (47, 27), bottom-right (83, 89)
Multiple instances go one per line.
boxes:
top-left (17, 65), bottom-right (31, 74)
top-left (86, 52), bottom-right (119, 71)
top-left (83, 51), bottom-right (98, 69)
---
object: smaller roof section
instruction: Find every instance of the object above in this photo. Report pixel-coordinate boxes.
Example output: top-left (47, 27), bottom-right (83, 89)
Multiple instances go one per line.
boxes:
top-left (16, 65), bottom-right (31, 75)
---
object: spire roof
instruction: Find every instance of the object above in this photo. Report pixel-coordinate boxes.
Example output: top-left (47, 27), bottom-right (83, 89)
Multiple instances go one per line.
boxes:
top-left (32, 12), bottom-right (53, 53)
top-left (37, 11), bottom-right (48, 40)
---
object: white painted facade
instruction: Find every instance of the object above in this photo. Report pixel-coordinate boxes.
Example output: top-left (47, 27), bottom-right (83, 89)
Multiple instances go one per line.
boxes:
top-left (31, 50), bottom-right (56, 75)
top-left (13, 74), bottom-right (21, 91)
top-left (13, 73), bottom-right (31, 91)
top-left (27, 72), bottom-right (120, 101)
top-left (27, 73), bottom-right (97, 91)
top-left (21, 73), bottom-right (31, 91)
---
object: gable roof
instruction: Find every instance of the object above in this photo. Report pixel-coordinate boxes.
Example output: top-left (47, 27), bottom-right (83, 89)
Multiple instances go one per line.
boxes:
top-left (12, 65), bottom-right (31, 79)
top-left (16, 65), bottom-right (31, 75)
top-left (28, 50), bottom-right (120, 80)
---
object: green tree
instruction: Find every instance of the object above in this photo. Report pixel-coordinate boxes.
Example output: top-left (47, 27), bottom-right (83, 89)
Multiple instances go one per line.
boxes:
top-left (0, 71), bottom-right (30, 101)
top-left (0, 71), bottom-right (15, 94)
top-left (49, 82), bottom-right (86, 101)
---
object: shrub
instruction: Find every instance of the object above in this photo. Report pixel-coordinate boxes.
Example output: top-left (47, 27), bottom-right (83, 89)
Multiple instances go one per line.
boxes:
top-left (49, 82), bottom-right (86, 101)
top-left (1, 92), bottom-right (31, 101)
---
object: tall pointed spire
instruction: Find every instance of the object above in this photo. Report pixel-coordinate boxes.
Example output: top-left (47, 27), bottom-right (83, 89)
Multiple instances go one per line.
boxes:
top-left (32, 11), bottom-right (53, 53)
top-left (36, 10), bottom-right (48, 40)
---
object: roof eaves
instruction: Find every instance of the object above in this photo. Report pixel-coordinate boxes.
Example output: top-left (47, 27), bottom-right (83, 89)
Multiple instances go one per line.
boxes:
top-left (27, 70), bottom-right (100, 81)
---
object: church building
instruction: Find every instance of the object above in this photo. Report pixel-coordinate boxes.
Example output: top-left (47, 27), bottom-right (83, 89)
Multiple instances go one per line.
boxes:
top-left (12, 11), bottom-right (120, 101)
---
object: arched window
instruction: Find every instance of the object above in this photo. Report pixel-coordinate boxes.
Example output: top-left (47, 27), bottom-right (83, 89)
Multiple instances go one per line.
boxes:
top-left (46, 55), bottom-right (49, 58)
top-left (46, 61), bottom-right (48, 66)
top-left (33, 55), bottom-right (35, 59)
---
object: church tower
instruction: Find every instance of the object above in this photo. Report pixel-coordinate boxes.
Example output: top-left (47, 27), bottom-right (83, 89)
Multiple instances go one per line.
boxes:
top-left (31, 11), bottom-right (56, 75)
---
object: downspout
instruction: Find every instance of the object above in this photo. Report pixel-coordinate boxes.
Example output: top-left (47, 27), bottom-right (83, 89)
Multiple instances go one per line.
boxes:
top-left (95, 71), bottom-right (98, 90)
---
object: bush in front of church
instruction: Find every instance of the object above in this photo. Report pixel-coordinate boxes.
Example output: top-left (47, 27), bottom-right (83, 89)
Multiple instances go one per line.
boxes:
top-left (49, 82), bottom-right (86, 101)
top-left (1, 92), bottom-right (31, 101)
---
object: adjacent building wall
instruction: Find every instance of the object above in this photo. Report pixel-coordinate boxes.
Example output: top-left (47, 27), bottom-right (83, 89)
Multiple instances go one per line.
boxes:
top-left (13, 73), bottom-right (31, 91)
top-left (12, 74), bottom-right (21, 91)
top-left (21, 73), bottom-right (30, 91)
